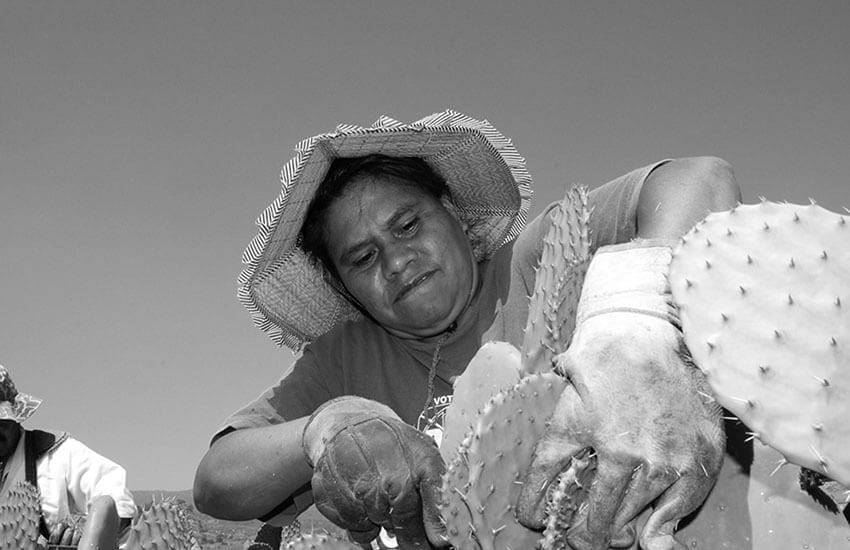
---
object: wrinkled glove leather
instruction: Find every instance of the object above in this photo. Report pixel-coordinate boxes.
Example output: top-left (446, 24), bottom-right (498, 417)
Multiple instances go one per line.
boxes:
top-left (517, 241), bottom-right (725, 550)
top-left (303, 396), bottom-right (448, 548)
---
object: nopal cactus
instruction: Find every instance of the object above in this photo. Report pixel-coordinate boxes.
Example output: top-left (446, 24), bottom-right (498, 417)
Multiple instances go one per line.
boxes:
top-left (669, 200), bottom-right (850, 486)
top-left (521, 186), bottom-right (592, 375)
top-left (125, 498), bottom-right (200, 550)
top-left (0, 485), bottom-right (203, 550)
top-left (0, 481), bottom-right (41, 550)
top-left (439, 341), bottom-right (523, 464)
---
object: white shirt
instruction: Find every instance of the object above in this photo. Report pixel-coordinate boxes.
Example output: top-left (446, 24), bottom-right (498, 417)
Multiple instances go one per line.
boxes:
top-left (36, 436), bottom-right (136, 524)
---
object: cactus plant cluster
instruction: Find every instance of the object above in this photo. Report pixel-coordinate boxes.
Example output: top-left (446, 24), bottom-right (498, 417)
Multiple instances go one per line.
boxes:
top-left (0, 489), bottom-right (201, 550)
top-left (669, 200), bottom-right (850, 487)
top-left (438, 194), bottom-right (850, 547)
top-left (440, 370), bottom-right (568, 549)
top-left (0, 481), bottom-right (41, 550)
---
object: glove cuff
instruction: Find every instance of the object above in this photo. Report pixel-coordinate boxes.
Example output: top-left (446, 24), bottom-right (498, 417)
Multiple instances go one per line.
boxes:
top-left (577, 238), bottom-right (680, 327)
top-left (302, 396), bottom-right (401, 467)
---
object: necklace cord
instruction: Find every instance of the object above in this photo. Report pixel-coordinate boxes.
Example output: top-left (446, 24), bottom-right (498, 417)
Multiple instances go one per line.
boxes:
top-left (421, 322), bottom-right (457, 420)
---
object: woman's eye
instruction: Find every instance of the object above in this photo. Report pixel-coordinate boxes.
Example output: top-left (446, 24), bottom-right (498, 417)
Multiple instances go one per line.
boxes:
top-left (353, 251), bottom-right (375, 267)
top-left (399, 218), bottom-right (419, 235)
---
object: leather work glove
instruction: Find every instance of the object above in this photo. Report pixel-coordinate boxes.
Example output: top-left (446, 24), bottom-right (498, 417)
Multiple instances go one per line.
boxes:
top-left (302, 396), bottom-right (449, 548)
top-left (48, 522), bottom-right (83, 547)
top-left (517, 240), bottom-right (725, 550)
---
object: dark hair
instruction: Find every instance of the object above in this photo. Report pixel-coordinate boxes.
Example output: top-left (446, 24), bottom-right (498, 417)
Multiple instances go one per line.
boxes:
top-left (300, 154), bottom-right (450, 280)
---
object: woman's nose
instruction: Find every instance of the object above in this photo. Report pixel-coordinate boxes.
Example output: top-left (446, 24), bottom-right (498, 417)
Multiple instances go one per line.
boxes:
top-left (382, 241), bottom-right (416, 278)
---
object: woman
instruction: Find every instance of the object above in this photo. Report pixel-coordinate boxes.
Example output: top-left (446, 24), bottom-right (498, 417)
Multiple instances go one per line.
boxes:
top-left (194, 110), bottom-right (740, 549)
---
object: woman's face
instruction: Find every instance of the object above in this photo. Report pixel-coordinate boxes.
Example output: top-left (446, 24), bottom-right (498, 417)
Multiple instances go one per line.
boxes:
top-left (325, 175), bottom-right (477, 339)
top-left (0, 419), bottom-right (22, 461)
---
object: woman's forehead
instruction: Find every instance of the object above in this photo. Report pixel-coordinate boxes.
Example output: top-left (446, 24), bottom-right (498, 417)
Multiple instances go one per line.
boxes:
top-left (333, 178), bottom-right (436, 227)
top-left (343, 173), bottom-right (435, 198)
top-left (336, 176), bottom-right (436, 214)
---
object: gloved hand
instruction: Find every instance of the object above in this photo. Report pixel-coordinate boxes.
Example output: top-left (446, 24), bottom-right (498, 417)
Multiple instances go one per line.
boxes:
top-left (302, 396), bottom-right (448, 548)
top-left (48, 519), bottom-right (82, 547)
top-left (516, 240), bottom-right (725, 550)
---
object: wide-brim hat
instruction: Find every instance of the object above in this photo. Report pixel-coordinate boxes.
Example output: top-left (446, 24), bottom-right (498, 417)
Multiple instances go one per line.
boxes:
top-left (0, 365), bottom-right (41, 423)
top-left (238, 110), bottom-right (533, 351)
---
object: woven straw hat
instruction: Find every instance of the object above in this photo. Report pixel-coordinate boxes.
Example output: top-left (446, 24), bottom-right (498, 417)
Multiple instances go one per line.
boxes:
top-left (238, 110), bottom-right (533, 351)
top-left (0, 365), bottom-right (42, 423)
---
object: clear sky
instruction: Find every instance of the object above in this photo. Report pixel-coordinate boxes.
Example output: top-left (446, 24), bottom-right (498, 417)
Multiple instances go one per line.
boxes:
top-left (2, 1), bottom-right (848, 491)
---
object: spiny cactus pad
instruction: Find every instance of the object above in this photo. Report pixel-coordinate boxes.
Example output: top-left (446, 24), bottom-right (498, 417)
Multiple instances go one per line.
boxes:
top-left (0, 481), bottom-right (40, 550)
top-left (440, 341), bottom-right (523, 463)
top-left (124, 498), bottom-right (199, 550)
top-left (521, 186), bottom-right (591, 375)
top-left (440, 371), bottom-right (567, 550)
top-left (281, 532), bottom-right (361, 549)
top-left (670, 200), bottom-right (850, 485)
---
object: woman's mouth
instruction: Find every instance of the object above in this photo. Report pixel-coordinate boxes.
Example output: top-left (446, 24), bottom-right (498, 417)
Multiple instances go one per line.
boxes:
top-left (395, 271), bottom-right (435, 302)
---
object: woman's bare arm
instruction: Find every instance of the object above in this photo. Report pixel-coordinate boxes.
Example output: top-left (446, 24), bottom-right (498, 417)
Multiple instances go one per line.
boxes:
top-left (637, 156), bottom-right (742, 239)
top-left (193, 416), bottom-right (312, 521)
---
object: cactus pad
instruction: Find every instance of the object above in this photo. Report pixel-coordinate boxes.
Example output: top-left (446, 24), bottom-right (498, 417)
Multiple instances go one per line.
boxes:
top-left (0, 481), bottom-right (40, 550)
top-left (521, 186), bottom-right (592, 375)
top-left (440, 341), bottom-right (523, 463)
top-left (441, 372), bottom-right (567, 549)
top-left (124, 498), bottom-right (199, 550)
top-left (670, 200), bottom-right (850, 485)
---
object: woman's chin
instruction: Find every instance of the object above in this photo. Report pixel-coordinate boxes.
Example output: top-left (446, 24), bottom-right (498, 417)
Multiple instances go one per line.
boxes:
top-left (385, 315), bottom-right (456, 340)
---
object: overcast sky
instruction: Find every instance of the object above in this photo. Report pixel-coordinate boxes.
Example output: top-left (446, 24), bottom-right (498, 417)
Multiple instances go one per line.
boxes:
top-left (2, 1), bottom-right (848, 492)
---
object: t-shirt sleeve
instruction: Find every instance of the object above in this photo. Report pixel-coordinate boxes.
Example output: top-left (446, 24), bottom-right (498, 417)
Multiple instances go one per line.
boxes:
top-left (586, 160), bottom-right (671, 249)
top-left (511, 159), bottom-right (670, 288)
top-left (484, 160), bottom-right (671, 346)
top-left (212, 346), bottom-right (339, 441)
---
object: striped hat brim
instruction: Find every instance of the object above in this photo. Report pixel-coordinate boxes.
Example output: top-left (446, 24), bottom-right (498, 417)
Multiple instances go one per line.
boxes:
top-left (238, 110), bottom-right (533, 351)
top-left (0, 394), bottom-right (42, 423)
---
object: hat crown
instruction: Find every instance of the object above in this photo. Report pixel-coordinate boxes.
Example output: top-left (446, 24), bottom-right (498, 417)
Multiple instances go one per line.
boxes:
top-left (0, 366), bottom-right (18, 403)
